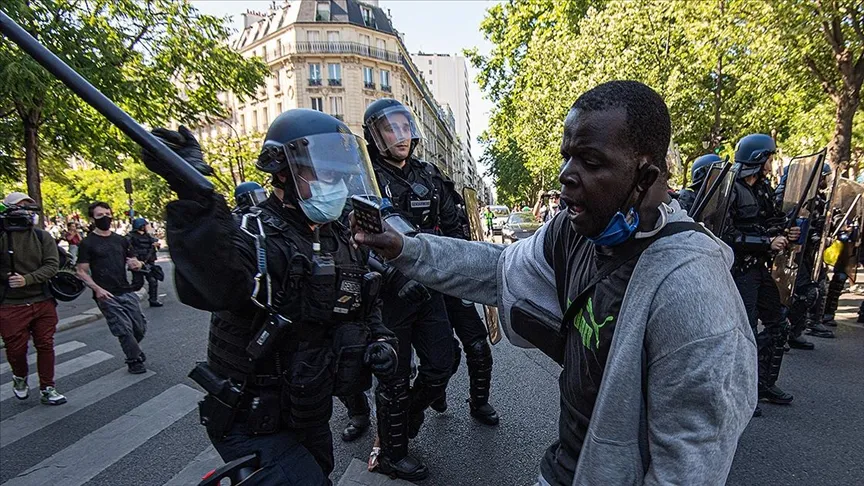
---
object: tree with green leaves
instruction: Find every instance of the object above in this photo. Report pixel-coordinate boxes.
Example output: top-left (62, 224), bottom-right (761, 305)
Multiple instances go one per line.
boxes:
top-left (0, 0), bottom-right (268, 211)
top-left (770, 0), bottom-right (864, 170)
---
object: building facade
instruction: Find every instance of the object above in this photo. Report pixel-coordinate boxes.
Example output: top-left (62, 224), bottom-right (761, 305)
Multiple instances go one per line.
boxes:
top-left (410, 53), bottom-right (471, 154)
top-left (198, 0), bottom-right (474, 187)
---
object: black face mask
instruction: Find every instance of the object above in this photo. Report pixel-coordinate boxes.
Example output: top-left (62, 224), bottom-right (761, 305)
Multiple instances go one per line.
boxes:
top-left (94, 216), bottom-right (112, 231)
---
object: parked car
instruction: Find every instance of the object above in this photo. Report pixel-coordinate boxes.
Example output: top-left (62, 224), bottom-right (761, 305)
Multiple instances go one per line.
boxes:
top-left (502, 212), bottom-right (541, 244)
top-left (488, 205), bottom-right (511, 234)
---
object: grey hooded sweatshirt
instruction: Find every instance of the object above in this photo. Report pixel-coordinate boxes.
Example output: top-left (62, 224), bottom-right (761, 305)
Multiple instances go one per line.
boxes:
top-left (388, 200), bottom-right (757, 485)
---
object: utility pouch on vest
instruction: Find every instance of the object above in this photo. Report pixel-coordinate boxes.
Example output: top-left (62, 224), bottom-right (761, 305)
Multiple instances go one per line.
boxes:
top-left (246, 388), bottom-right (281, 435)
top-left (284, 346), bottom-right (334, 428)
top-left (360, 272), bottom-right (382, 316)
top-left (246, 313), bottom-right (293, 361)
top-left (332, 266), bottom-right (365, 320)
top-left (302, 254), bottom-right (337, 322)
top-left (189, 362), bottom-right (244, 438)
top-left (331, 324), bottom-right (372, 396)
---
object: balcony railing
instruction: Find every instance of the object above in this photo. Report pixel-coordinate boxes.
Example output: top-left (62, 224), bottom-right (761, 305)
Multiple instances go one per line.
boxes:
top-left (328, 78), bottom-right (342, 87)
top-left (308, 78), bottom-right (322, 86)
top-left (381, 85), bottom-right (392, 93)
top-left (279, 41), bottom-right (401, 64)
top-left (364, 81), bottom-right (376, 90)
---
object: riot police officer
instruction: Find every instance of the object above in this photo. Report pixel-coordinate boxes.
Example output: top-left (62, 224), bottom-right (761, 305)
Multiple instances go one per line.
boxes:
top-left (127, 217), bottom-right (163, 307)
top-left (232, 181), bottom-right (268, 215)
top-left (359, 98), bottom-right (460, 480)
top-left (142, 111), bottom-right (398, 485)
top-left (785, 163), bottom-right (835, 349)
top-left (722, 134), bottom-right (800, 415)
top-left (427, 177), bottom-right (499, 426)
top-left (678, 153), bottom-right (722, 213)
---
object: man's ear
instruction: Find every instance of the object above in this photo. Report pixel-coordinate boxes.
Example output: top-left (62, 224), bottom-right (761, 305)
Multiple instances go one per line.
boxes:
top-left (636, 159), bottom-right (660, 191)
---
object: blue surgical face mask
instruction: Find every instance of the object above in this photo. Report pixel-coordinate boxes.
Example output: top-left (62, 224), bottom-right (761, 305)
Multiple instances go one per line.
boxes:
top-left (587, 167), bottom-right (647, 247)
top-left (297, 178), bottom-right (348, 224)
top-left (588, 208), bottom-right (640, 246)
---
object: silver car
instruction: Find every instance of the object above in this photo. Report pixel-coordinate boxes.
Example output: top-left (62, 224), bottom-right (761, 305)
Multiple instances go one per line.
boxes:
top-left (502, 212), bottom-right (541, 244)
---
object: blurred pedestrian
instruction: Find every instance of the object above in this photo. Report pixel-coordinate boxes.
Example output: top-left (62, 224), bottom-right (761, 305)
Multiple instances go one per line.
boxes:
top-left (0, 192), bottom-right (67, 405)
top-left (127, 218), bottom-right (163, 307)
top-left (63, 221), bottom-right (83, 265)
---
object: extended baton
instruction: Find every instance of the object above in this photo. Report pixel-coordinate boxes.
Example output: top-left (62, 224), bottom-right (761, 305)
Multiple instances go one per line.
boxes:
top-left (0, 10), bottom-right (213, 195)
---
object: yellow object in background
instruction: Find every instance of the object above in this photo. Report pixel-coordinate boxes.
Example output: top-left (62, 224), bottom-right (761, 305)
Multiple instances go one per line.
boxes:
top-left (823, 240), bottom-right (843, 266)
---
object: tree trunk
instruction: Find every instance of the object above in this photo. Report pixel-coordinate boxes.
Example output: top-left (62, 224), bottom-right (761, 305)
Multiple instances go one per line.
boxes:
top-left (22, 111), bottom-right (44, 228)
top-left (827, 89), bottom-right (860, 171)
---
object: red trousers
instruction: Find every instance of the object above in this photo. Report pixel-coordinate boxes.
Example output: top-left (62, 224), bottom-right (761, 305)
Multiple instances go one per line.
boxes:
top-left (0, 300), bottom-right (58, 388)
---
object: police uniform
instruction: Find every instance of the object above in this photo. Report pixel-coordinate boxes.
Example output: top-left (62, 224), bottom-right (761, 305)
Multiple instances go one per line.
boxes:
top-left (145, 111), bottom-right (397, 485)
top-left (127, 227), bottom-right (160, 304)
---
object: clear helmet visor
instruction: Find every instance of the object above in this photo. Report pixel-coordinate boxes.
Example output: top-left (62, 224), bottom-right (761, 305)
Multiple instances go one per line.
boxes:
top-left (368, 106), bottom-right (422, 157)
top-left (280, 132), bottom-right (381, 222)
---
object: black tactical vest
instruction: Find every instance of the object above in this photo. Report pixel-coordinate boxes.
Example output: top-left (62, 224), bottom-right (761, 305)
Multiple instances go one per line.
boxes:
top-left (374, 158), bottom-right (441, 231)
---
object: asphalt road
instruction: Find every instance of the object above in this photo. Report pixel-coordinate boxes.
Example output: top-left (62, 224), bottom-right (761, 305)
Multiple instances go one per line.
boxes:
top-left (1, 259), bottom-right (862, 485)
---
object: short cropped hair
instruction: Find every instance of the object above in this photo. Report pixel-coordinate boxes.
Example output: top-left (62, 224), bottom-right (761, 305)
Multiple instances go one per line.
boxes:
top-left (571, 81), bottom-right (671, 173)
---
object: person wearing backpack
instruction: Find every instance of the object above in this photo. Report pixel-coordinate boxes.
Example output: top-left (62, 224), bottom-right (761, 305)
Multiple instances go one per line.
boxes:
top-left (0, 192), bottom-right (67, 405)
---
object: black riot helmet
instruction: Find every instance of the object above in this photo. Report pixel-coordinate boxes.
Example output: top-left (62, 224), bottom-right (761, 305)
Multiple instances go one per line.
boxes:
top-left (233, 181), bottom-right (268, 211)
top-left (690, 153), bottom-right (722, 188)
top-left (49, 271), bottom-right (86, 302)
top-left (734, 134), bottom-right (776, 179)
top-left (255, 109), bottom-right (381, 223)
top-left (363, 99), bottom-right (422, 162)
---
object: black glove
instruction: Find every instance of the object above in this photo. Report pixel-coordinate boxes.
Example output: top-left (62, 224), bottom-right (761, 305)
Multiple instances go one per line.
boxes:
top-left (365, 340), bottom-right (398, 378)
top-left (396, 276), bottom-right (431, 304)
top-left (141, 126), bottom-right (213, 196)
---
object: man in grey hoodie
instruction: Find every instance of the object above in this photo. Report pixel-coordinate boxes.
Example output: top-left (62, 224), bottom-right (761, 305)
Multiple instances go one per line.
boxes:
top-left (353, 81), bottom-right (756, 485)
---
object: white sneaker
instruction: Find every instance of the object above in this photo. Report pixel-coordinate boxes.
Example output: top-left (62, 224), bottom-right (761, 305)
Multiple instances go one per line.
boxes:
top-left (40, 386), bottom-right (67, 405)
top-left (12, 376), bottom-right (29, 400)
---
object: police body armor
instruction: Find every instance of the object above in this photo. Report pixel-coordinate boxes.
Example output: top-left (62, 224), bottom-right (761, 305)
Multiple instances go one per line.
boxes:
top-left (373, 158), bottom-right (441, 232)
top-left (128, 231), bottom-right (156, 263)
top-left (677, 188), bottom-right (697, 213)
top-left (728, 179), bottom-right (784, 271)
top-left (201, 201), bottom-right (378, 437)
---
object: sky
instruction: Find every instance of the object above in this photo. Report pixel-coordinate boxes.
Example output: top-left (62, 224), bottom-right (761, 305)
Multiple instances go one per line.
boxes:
top-left (190, 0), bottom-right (500, 178)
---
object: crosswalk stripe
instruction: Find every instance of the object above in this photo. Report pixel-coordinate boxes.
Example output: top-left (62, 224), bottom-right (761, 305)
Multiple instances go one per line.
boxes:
top-left (2, 384), bottom-right (203, 486)
top-left (162, 445), bottom-right (222, 486)
top-left (0, 350), bottom-right (113, 403)
top-left (0, 341), bottom-right (87, 376)
top-left (0, 367), bottom-right (155, 448)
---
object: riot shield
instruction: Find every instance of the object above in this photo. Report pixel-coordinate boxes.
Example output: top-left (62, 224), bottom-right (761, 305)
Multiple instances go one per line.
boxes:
top-left (462, 188), bottom-right (502, 344)
top-left (771, 151), bottom-right (826, 306)
top-left (810, 169), bottom-right (842, 281)
top-left (691, 162), bottom-right (736, 235)
top-left (827, 178), bottom-right (864, 282)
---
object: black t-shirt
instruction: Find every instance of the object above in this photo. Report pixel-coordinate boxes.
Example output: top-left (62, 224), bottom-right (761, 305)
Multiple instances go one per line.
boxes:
top-left (77, 232), bottom-right (134, 295)
top-left (540, 212), bottom-right (639, 486)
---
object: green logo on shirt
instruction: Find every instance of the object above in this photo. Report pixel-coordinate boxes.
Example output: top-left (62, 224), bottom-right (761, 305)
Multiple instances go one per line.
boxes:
top-left (567, 297), bottom-right (614, 350)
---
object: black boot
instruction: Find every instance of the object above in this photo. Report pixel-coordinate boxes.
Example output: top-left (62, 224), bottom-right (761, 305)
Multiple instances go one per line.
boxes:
top-left (430, 392), bottom-right (448, 413)
top-left (787, 334), bottom-right (814, 350)
top-left (465, 339), bottom-right (499, 426)
top-left (805, 321), bottom-right (836, 338)
top-left (430, 339), bottom-right (462, 414)
top-left (339, 393), bottom-right (370, 442)
top-left (374, 379), bottom-right (428, 481)
top-left (407, 376), bottom-right (448, 439)
top-left (822, 314), bottom-right (837, 327)
top-left (759, 384), bottom-right (794, 404)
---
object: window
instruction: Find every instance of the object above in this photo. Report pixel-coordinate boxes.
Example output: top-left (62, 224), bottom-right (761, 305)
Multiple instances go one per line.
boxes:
top-left (380, 69), bottom-right (391, 91)
top-left (307, 30), bottom-right (320, 42)
top-left (277, 102), bottom-right (283, 114)
top-left (327, 31), bottom-right (340, 42)
top-left (363, 66), bottom-right (374, 89)
top-left (330, 96), bottom-right (343, 117)
top-left (273, 67), bottom-right (281, 91)
top-left (429, 70), bottom-right (432, 76)
top-left (276, 40), bottom-right (282, 57)
top-left (316, 1), bottom-right (330, 21)
top-left (376, 39), bottom-right (386, 51)
top-left (361, 6), bottom-right (373, 26)
top-left (328, 63), bottom-right (341, 86)
top-left (262, 107), bottom-right (269, 125)
top-left (360, 34), bottom-right (370, 46)
top-left (428, 60), bottom-right (432, 65)
top-left (309, 63), bottom-right (322, 85)
top-left (429, 79), bottom-right (433, 85)
top-left (311, 97), bottom-right (323, 112)
top-left (252, 110), bottom-right (258, 131)
top-left (239, 114), bottom-right (246, 134)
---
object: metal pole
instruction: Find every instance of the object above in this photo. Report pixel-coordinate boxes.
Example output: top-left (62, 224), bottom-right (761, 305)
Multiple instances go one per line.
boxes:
top-left (0, 9), bottom-right (213, 195)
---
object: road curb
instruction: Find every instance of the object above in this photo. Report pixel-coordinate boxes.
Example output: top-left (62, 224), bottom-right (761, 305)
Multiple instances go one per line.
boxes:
top-left (0, 289), bottom-right (147, 349)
